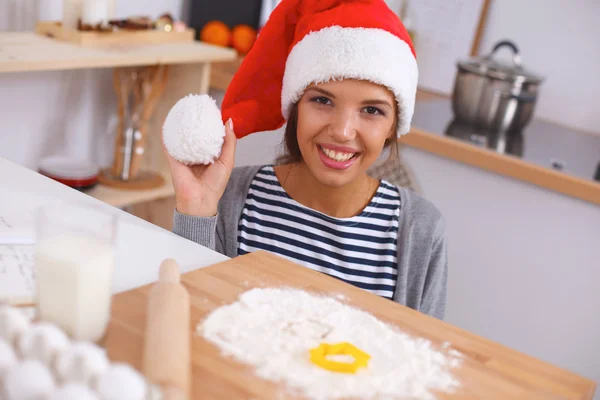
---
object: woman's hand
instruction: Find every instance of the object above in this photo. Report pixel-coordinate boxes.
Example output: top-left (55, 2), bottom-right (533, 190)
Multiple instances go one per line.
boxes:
top-left (164, 119), bottom-right (237, 217)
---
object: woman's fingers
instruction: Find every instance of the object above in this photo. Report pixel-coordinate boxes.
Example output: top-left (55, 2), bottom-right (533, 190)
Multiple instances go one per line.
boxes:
top-left (218, 118), bottom-right (237, 169)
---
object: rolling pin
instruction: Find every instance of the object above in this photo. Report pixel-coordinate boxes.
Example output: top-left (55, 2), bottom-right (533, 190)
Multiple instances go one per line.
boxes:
top-left (143, 259), bottom-right (191, 400)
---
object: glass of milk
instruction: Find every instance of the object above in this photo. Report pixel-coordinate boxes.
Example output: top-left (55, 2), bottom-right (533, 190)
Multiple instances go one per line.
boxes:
top-left (34, 202), bottom-right (118, 343)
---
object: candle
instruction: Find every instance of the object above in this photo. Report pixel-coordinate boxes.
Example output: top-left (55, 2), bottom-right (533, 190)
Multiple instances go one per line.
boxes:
top-left (62, 0), bottom-right (82, 30)
top-left (106, 0), bottom-right (115, 20)
top-left (81, 0), bottom-right (109, 26)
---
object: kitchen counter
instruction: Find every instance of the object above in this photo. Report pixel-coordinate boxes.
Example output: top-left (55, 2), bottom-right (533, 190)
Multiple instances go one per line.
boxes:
top-left (0, 156), bottom-right (228, 297)
top-left (402, 99), bottom-right (600, 205)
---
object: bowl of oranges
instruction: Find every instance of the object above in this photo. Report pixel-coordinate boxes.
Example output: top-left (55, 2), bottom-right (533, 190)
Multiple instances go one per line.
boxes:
top-left (200, 20), bottom-right (258, 55)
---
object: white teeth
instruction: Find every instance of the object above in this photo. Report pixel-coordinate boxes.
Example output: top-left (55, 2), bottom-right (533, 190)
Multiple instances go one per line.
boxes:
top-left (321, 146), bottom-right (355, 162)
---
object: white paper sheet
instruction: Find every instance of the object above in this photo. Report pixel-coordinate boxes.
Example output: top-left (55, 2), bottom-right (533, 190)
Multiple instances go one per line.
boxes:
top-left (0, 183), bottom-right (65, 244)
top-left (0, 203), bottom-right (37, 244)
top-left (0, 244), bottom-right (35, 305)
top-left (0, 183), bottom-right (59, 304)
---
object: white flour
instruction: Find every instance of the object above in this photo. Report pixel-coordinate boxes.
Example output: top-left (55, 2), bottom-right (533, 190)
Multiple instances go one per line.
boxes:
top-left (197, 288), bottom-right (462, 400)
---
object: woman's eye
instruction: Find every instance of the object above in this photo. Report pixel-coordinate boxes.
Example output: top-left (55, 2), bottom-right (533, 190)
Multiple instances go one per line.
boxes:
top-left (364, 106), bottom-right (384, 116)
top-left (311, 96), bottom-right (331, 105)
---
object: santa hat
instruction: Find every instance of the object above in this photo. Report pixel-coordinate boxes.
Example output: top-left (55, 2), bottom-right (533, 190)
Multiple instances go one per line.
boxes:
top-left (221, 0), bottom-right (418, 139)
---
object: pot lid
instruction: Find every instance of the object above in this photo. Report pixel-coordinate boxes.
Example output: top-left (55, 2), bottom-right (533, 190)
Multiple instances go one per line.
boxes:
top-left (458, 40), bottom-right (544, 84)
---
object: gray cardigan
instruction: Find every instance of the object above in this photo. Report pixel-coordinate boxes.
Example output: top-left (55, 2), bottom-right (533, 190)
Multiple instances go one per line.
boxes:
top-left (173, 165), bottom-right (448, 319)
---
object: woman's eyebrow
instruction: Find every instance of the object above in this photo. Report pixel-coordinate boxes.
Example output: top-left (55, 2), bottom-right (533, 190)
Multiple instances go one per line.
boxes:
top-left (306, 87), bottom-right (336, 98)
top-left (307, 86), bottom-right (392, 108)
top-left (361, 99), bottom-right (393, 108)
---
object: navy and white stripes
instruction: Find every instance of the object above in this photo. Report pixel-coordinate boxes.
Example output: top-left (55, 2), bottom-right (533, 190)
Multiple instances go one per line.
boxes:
top-left (238, 166), bottom-right (401, 299)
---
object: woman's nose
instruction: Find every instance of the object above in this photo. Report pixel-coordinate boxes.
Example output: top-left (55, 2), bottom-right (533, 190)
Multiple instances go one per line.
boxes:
top-left (329, 110), bottom-right (357, 141)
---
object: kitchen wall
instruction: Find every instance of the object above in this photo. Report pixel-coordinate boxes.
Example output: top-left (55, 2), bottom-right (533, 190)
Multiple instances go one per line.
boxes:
top-left (387, 0), bottom-right (600, 136)
top-left (477, 0), bottom-right (600, 136)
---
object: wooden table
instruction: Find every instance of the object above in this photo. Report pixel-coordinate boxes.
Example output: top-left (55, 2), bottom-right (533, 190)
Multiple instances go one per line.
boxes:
top-left (105, 251), bottom-right (597, 400)
top-left (0, 32), bottom-right (237, 211)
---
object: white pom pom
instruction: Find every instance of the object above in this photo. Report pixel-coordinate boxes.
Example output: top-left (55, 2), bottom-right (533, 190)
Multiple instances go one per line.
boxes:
top-left (18, 322), bottom-right (70, 366)
top-left (0, 338), bottom-right (17, 377)
top-left (162, 94), bottom-right (226, 165)
top-left (4, 359), bottom-right (56, 400)
top-left (54, 341), bottom-right (110, 385)
top-left (95, 363), bottom-right (147, 400)
top-left (48, 382), bottom-right (100, 400)
top-left (0, 305), bottom-right (30, 345)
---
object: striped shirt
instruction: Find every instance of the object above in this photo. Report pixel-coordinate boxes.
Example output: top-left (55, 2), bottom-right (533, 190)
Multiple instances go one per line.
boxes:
top-left (237, 165), bottom-right (401, 299)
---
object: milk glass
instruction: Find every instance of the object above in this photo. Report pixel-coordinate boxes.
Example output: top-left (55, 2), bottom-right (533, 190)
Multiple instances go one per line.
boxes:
top-left (34, 202), bottom-right (117, 343)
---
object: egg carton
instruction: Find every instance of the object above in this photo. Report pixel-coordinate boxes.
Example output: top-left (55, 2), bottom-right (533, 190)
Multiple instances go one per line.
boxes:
top-left (0, 304), bottom-right (164, 400)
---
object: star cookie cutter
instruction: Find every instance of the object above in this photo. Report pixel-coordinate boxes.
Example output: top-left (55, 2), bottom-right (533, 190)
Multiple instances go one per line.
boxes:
top-left (309, 342), bottom-right (371, 373)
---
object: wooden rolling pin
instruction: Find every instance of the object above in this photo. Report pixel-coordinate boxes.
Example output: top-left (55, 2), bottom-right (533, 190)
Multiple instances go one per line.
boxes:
top-left (143, 259), bottom-right (191, 400)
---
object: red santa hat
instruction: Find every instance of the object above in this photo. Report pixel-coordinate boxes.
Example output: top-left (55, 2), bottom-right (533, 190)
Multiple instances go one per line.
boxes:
top-left (221, 0), bottom-right (418, 139)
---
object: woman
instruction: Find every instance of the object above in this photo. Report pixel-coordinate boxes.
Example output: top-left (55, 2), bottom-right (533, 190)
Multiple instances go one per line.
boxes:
top-left (167, 0), bottom-right (448, 319)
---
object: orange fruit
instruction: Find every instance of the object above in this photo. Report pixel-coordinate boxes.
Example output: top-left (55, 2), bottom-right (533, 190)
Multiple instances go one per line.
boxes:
top-left (200, 20), bottom-right (231, 47)
top-left (231, 24), bottom-right (258, 55)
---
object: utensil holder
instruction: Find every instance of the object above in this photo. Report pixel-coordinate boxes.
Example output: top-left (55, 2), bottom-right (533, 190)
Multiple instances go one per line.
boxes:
top-left (99, 65), bottom-right (168, 190)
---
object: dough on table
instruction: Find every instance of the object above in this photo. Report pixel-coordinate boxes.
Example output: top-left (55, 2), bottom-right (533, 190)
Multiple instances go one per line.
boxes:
top-left (197, 288), bottom-right (463, 400)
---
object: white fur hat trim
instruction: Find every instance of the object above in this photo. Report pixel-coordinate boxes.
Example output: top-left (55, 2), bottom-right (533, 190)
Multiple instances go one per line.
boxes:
top-left (162, 94), bottom-right (225, 165)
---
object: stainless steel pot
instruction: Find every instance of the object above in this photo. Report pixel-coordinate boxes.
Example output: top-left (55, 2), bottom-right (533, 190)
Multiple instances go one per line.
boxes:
top-left (452, 40), bottom-right (545, 133)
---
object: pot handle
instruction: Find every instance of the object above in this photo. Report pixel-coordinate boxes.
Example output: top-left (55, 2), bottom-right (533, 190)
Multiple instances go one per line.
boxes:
top-left (489, 40), bottom-right (522, 67)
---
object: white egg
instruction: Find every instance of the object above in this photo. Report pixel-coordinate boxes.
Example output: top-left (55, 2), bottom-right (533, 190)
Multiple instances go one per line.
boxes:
top-left (0, 305), bottom-right (30, 346)
top-left (95, 363), bottom-right (147, 400)
top-left (0, 338), bottom-right (17, 377)
top-left (18, 322), bottom-right (70, 366)
top-left (3, 359), bottom-right (55, 400)
top-left (48, 382), bottom-right (100, 400)
top-left (146, 383), bottom-right (165, 400)
top-left (54, 341), bottom-right (109, 385)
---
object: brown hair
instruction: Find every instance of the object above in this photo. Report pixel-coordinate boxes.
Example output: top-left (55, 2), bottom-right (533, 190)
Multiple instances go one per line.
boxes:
top-left (276, 102), bottom-right (399, 165)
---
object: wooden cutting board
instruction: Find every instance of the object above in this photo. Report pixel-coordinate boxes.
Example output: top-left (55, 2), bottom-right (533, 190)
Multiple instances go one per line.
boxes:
top-left (103, 251), bottom-right (596, 400)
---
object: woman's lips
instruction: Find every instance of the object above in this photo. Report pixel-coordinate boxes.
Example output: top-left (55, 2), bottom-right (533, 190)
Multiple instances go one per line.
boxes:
top-left (317, 145), bottom-right (359, 170)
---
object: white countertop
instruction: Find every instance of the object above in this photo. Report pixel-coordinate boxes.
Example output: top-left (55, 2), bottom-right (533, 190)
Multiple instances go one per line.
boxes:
top-left (0, 156), bottom-right (228, 295)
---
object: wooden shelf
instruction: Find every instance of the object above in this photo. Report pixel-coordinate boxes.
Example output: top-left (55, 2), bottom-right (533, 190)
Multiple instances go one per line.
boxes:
top-left (209, 57), bottom-right (244, 91)
top-left (0, 32), bottom-right (236, 73)
top-left (86, 166), bottom-right (174, 209)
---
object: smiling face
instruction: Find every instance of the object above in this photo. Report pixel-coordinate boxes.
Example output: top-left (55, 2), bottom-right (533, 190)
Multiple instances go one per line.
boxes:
top-left (293, 79), bottom-right (397, 187)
